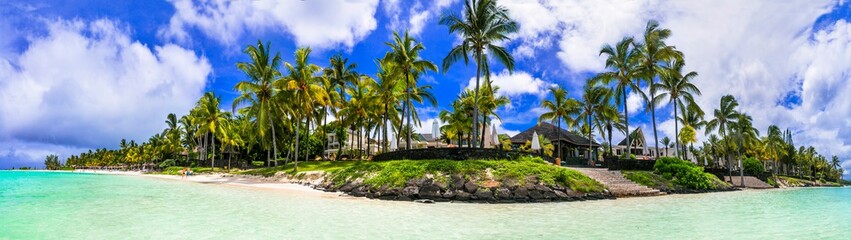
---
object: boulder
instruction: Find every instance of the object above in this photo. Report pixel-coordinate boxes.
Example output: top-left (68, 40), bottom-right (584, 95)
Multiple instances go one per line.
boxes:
top-left (442, 190), bottom-right (456, 199)
top-left (473, 188), bottom-right (495, 201)
top-left (495, 187), bottom-right (512, 200)
top-left (419, 184), bottom-right (442, 199)
top-left (402, 186), bottom-right (420, 199)
top-left (528, 189), bottom-right (544, 200)
top-left (512, 187), bottom-right (529, 200)
top-left (454, 190), bottom-right (471, 201)
top-left (450, 174), bottom-right (466, 190)
top-left (463, 181), bottom-right (478, 193)
top-left (339, 182), bottom-right (359, 192)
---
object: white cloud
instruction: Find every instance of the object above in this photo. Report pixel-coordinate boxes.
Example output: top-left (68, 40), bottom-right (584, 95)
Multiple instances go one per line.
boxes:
top-left (625, 91), bottom-right (645, 116)
top-left (161, 0), bottom-right (380, 48)
top-left (0, 18), bottom-right (211, 166)
top-left (467, 70), bottom-right (553, 97)
top-left (385, 0), bottom-right (460, 36)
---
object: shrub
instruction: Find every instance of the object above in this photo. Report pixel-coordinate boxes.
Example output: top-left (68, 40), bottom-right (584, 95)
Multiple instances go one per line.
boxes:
top-left (159, 159), bottom-right (177, 168)
top-left (653, 157), bottom-right (716, 190)
top-left (743, 157), bottom-right (764, 176)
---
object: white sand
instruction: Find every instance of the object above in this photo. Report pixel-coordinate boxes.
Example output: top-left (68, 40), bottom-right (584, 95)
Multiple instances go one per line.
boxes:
top-left (73, 169), bottom-right (340, 197)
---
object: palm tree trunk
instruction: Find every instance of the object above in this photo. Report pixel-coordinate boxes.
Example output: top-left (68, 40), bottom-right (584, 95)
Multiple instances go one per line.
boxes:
top-left (294, 116), bottom-right (300, 172)
top-left (383, 104), bottom-right (388, 153)
top-left (651, 97), bottom-right (659, 159)
top-left (588, 114), bottom-right (593, 163)
top-left (305, 116), bottom-right (310, 163)
top-left (607, 123), bottom-right (613, 156)
top-left (270, 114), bottom-right (278, 168)
top-left (480, 116), bottom-right (487, 148)
top-left (336, 88), bottom-right (345, 161)
top-left (558, 117), bottom-right (562, 161)
top-left (674, 101), bottom-right (679, 159)
top-left (322, 105), bottom-right (328, 159)
top-left (622, 89), bottom-right (631, 157)
top-left (472, 51), bottom-right (481, 149)
top-left (410, 71), bottom-right (414, 149)
top-left (211, 132), bottom-right (216, 170)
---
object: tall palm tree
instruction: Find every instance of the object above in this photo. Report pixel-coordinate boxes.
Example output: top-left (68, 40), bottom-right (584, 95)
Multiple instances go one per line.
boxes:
top-left (539, 86), bottom-right (579, 160)
top-left (476, 85), bottom-right (510, 147)
top-left (279, 47), bottom-right (327, 172)
top-left (676, 103), bottom-right (705, 162)
top-left (763, 125), bottom-right (785, 175)
top-left (637, 19), bottom-right (681, 158)
top-left (384, 31), bottom-right (437, 150)
top-left (593, 37), bottom-right (642, 157)
top-left (233, 40), bottom-right (283, 167)
top-left (656, 59), bottom-right (700, 159)
top-left (325, 54), bottom-right (359, 158)
top-left (705, 95), bottom-right (740, 178)
top-left (440, 0), bottom-right (517, 148)
top-left (197, 92), bottom-right (228, 170)
top-left (577, 84), bottom-right (616, 162)
top-left (375, 59), bottom-right (402, 153)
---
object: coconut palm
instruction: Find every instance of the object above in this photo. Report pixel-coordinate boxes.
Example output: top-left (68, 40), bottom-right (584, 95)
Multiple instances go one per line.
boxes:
top-left (325, 54), bottom-right (359, 158)
top-left (440, 0), bottom-right (517, 148)
top-left (731, 113), bottom-right (759, 186)
top-left (539, 86), bottom-right (579, 160)
top-left (763, 125), bottom-right (785, 174)
top-left (593, 37), bottom-right (643, 157)
top-left (375, 59), bottom-right (402, 153)
top-left (279, 47), bottom-right (327, 172)
top-left (636, 19), bottom-right (682, 158)
top-left (384, 31), bottom-right (437, 149)
top-left (476, 85), bottom-right (510, 147)
top-left (233, 40), bottom-right (283, 167)
top-left (676, 102), bottom-right (705, 162)
top-left (705, 95), bottom-right (740, 177)
top-left (577, 84), bottom-right (616, 162)
top-left (197, 92), bottom-right (229, 169)
top-left (655, 59), bottom-right (700, 159)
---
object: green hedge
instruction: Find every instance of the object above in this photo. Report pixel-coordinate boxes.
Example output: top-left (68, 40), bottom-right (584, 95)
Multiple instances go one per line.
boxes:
top-left (654, 157), bottom-right (717, 190)
top-left (743, 157), bottom-right (764, 176)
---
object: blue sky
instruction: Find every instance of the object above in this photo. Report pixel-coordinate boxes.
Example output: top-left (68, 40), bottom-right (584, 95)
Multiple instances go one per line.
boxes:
top-left (1, 0), bottom-right (850, 178)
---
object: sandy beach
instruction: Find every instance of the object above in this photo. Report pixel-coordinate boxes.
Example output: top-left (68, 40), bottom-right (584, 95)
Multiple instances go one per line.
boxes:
top-left (73, 169), bottom-right (339, 197)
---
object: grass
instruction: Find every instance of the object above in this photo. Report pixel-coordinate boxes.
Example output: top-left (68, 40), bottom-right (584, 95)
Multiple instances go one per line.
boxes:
top-left (160, 166), bottom-right (227, 175)
top-left (622, 171), bottom-right (675, 189)
top-left (234, 157), bottom-right (605, 193)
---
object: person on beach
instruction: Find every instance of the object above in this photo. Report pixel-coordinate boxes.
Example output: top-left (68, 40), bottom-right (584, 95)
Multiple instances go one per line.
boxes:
top-left (179, 168), bottom-right (186, 180)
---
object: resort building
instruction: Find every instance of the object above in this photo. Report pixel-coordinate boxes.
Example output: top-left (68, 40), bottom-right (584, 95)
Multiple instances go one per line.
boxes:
top-left (612, 128), bottom-right (693, 161)
top-left (509, 122), bottom-right (600, 161)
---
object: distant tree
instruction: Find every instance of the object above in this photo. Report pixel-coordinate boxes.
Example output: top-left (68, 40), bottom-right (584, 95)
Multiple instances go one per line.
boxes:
top-left (44, 154), bottom-right (61, 170)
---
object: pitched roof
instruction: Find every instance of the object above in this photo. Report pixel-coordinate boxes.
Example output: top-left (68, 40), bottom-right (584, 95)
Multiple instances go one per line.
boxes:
top-left (510, 122), bottom-right (600, 147)
top-left (617, 128), bottom-right (646, 146)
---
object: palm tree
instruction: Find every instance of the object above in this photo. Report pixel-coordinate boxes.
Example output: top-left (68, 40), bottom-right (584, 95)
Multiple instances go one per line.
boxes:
top-left (763, 125), bottom-right (785, 175)
top-left (677, 103), bottom-right (705, 162)
top-left (476, 85), bottom-right (510, 147)
top-left (593, 37), bottom-right (642, 157)
top-left (325, 54), bottom-right (359, 158)
top-left (731, 113), bottom-right (759, 186)
top-left (539, 86), bottom-right (578, 160)
top-left (280, 47), bottom-right (327, 172)
top-left (660, 137), bottom-right (671, 156)
top-left (637, 19), bottom-right (681, 158)
top-left (577, 84), bottom-right (616, 162)
top-left (197, 92), bottom-right (228, 170)
top-left (384, 30), bottom-right (437, 150)
top-left (655, 59), bottom-right (700, 159)
top-left (440, 0), bottom-right (517, 148)
top-left (705, 95), bottom-right (740, 178)
top-left (233, 40), bottom-right (283, 167)
top-left (375, 59), bottom-right (402, 153)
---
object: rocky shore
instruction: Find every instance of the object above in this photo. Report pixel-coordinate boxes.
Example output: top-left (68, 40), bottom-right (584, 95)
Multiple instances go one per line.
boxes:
top-left (279, 172), bottom-right (614, 203)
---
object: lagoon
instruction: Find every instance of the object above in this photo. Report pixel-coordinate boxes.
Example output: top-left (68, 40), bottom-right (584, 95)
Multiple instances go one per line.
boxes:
top-left (1, 171), bottom-right (849, 239)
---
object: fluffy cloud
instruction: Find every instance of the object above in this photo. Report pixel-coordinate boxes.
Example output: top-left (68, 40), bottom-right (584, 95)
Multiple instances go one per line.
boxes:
top-left (0, 18), bottom-right (211, 166)
top-left (504, 0), bottom-right (851, 166)
top-left (384, 0), bottom-right (459, 35)
top-left (625, 91), bottom-right (645, 116)
top-left (161, 0), bottom-right (380, 48)
top-left (466, 70), bottom-right (553, 97)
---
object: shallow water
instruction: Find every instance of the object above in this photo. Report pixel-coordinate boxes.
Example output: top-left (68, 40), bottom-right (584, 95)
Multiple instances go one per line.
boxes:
top-left (1, 171), bottom-right (849, 239)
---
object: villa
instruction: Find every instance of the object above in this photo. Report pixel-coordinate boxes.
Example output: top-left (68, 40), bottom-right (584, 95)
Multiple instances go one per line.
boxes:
top-left (509, 122), bottom-right (601, 163)
top-left (612, 128), bottom-right (693, 161)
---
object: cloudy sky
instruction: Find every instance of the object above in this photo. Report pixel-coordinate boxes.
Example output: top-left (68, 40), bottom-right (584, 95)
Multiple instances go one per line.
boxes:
top-left (0, 0), bottom-right (849, 178)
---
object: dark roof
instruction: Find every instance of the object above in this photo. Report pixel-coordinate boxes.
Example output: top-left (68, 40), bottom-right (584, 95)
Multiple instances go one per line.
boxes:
top-left (617, 128), bottom-right (645, 146)
top-left (422, 133), bottom-right (435, 141)
top-left (510, 122), bottom-right (600, 147)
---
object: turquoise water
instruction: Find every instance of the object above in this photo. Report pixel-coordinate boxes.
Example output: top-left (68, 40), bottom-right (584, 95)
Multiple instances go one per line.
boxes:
top-left (1, 171), bottom-right (849, 239)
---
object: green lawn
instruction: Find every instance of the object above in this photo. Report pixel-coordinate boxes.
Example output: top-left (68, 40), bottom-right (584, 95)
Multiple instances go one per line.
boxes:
top-left (236, 157), bottom-right (605, 193)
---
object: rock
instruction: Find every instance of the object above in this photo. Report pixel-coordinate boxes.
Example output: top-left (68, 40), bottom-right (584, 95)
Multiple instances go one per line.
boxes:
top-left (339, 182), bottom-right (359, 192)
top-left (419, 184), bottom-right (442, 199)
top-left (454, 190), bottom-right (471, 201)
top-left (450, 175), bottom-right (465, 190)
top-left (495, 187), bottom-right (512, 200)
top-left (502, 178), bottom-right (519, 188)
top-left (512, 187), bottom-right (529, 200)
top-left (528, 190), bottom-right (544, 200)
top-left (414, 199), bottom-right (435, 204)
top-left (434, 179), bottom-right (448, 191)
top-left (473, 188), bottom-right (495, 201)
top-left (464, 181), bottom-right (478, 193)
top-left (397, 195), bottom-right (412, 201)
top-left (543, 191), bottom-right (558, 199)
top-left (402, 186), bottom-right (420, 199)
top-left (442, 190), bottom-right (456, 199)
top-left (553, 190), bottom-right (568, 199)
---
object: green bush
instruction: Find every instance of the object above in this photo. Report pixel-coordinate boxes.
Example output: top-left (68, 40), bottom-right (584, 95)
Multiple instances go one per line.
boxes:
top-left (159, 159), bottom-right (177, 168)
top-left (743, 157), bottom-right (764, 176)
top-left (653, 157), bottom-right (716, 190)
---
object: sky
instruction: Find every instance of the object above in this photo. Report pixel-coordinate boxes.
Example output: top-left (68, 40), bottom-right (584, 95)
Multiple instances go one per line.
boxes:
top-left (0, 0), bottom-right (849, 178)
